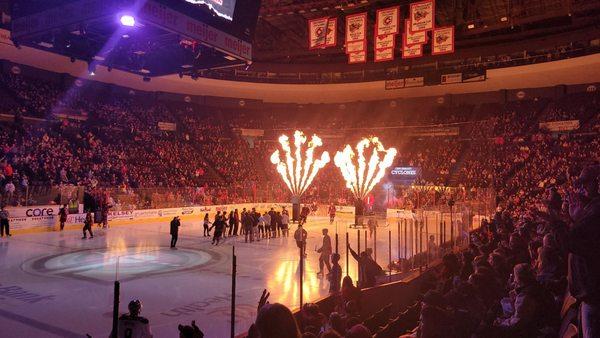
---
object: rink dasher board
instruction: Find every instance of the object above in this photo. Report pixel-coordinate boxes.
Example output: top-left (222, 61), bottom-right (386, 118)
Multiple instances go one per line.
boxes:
top-left (6, 203), bottom-right (360, 234)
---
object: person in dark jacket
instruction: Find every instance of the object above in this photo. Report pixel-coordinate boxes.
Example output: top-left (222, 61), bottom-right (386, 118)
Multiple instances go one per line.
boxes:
top-left (82, 210), bottom-right (93, 239)
top-left (565, 165), bottom-right (600, 338)
top-left (210, 216), bottom-right (226, 245)
top-left (58, 204), bottom-right (68, 231)
top-left (228, 210), bottom-right (235, 236)
top-left (0, 205), bottom-right (10, 237)
top-left (170, 216), bottom-right (181, 248)
top-left (347, 246), bottom-right (383, 289)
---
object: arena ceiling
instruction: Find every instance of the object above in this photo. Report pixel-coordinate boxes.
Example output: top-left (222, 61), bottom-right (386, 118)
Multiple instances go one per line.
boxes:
top-left (253, 0), bottom-right (599, 64)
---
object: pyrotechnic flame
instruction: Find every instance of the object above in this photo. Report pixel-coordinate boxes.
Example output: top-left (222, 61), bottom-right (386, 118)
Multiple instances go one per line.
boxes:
top-left (270, 131), bottom-right (330, 196)
top-left (334, 137), bottom-right (397, 199)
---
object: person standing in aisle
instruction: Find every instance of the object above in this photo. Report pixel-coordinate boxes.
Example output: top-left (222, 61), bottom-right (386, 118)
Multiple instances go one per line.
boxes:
top-left (0, 205), bottom-right (10, 237)
top-left (82, 210), bottom-right (94, 239)
top-left (170, 216), bottom-right (180, 248)
top-left (58, 204), bottom-right (68, 231)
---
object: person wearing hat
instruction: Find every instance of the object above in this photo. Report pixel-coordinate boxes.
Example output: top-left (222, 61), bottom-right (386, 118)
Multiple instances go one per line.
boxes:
top-left (565, 165), bottom-right (600, 338)
top-left (114, 299), bottom-right (153, 337)
top-left (170, 216), bottom-right (181, 248)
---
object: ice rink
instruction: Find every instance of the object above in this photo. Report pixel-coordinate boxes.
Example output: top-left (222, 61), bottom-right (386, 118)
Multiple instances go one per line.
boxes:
top-left (0, 215), bottom-right (413, 337)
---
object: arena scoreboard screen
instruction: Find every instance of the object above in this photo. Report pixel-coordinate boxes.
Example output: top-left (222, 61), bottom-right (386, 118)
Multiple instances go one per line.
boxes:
top-left (184, 0), bottom-right (237, 21)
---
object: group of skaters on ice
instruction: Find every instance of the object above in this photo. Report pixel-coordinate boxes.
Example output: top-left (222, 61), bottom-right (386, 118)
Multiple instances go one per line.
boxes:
top-left (169, 204), bottom-right (319, 247)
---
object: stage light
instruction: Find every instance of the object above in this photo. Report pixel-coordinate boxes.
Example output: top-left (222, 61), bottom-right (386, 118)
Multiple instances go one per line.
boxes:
top-left (120, 15), bottom-right (136, 27)
top-left (87, 62), bottom-right (96, 76)
top-left (467, 23), bottom-right (475, 29)
top-left (500, 16), bottom-right (508, 22)
top-left (270, 130), bottom-right (330, 197)
top-left (334, 137), bottom-right (397, 200)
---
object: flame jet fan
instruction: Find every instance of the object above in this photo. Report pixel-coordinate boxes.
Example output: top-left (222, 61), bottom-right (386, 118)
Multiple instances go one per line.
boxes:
top-left (270, 131), bottom-right (331, 197)
top-left (334, 137), bottom-right (398, 200)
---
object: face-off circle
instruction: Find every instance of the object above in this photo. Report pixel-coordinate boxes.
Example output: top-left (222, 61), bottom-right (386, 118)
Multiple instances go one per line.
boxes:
top-left (22, 247), bottom-right (217, 284)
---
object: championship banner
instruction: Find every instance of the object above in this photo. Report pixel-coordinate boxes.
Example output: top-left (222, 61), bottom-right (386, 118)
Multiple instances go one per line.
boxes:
top-left (432, 26), bottom-right (455, 55)
top-left (376, 6), bottom-right (400, 36)
top-left (348, 50), bottom-right (367, 64)
top-left (404, 20), bottom-right (427, 46)
top-left (409, 0), bottom-right (435, 33)
top-left (346, 40), bottom-right (366, 53)
top-left (404, 76), bottom-right (425, 87)
top-left (539, 120), bottom-right (580, 132)
top-left (308, 17), bottom-right (328, 49)
top-left (402, 38), bottom-right (423, 58)
top-left (441, 73), bottom-right (462, 84)
top-left (324, 18), bottom-right (337, 47)
top-left (346, 12), bottom-right (367, 43)
top-left (385, 79), bottom-right (405, 90)
top-left (375, 34), bottom-right (395, 50)
top-left (375, 48), bottom-right (394, 62)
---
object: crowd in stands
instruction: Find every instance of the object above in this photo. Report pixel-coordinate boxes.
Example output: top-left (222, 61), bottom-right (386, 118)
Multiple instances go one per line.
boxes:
top-left (0, 69), bottom-right (598, 212)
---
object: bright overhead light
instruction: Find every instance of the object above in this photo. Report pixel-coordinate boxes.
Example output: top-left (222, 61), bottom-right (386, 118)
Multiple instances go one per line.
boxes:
top-left (467, 23), bottom-right (475, 29)
top-left (120, 15), bottom-right (136, 27)
top-left (500, 16), bottom-right (508, 22)
top-left (223, 55), bottom-right (236, 61)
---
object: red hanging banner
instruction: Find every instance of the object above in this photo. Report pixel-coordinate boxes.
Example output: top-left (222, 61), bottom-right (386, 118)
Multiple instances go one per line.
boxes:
top-left (308, 17), bottom-right (328, 49)
top-left (348, 50), bottom-right (367, 64)
top-left (409, 0), bottom-right (435, 33)
top-left (376, 6), bottom-right (400, 36)
top-left (432, 26), bottom-right (454, 55)
top-left (404, 19), bottom-right (427, 46)
top-left (346, 12), bottom-right (367, 43)
top-left (375, 48), bottom-right (394, 62)
top-left (308, 17), bottom-right (337, 49)
top-left (402, 35), bottom-right (423, 58)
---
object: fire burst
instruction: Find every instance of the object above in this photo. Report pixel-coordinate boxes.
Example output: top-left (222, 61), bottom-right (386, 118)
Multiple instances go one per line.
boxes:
top-left (334, 137), bottom-right (397, 199)
top-left (270, 131), bottom-right (330, 196)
